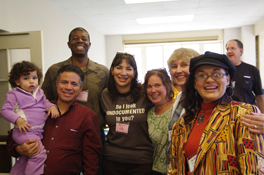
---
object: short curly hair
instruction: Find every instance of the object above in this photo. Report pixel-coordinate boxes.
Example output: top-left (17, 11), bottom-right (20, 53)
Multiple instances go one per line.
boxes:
top-left (9, 61), bottom-right (42, 88)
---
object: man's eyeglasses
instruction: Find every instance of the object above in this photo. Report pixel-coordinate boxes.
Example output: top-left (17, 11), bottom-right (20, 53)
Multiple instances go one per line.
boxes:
top-left (195, 72), bottom-right (227, 81)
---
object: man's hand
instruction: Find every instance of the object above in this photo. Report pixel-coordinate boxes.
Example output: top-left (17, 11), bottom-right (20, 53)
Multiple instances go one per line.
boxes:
top-left (48, 106), bottom-right (60, 119)
top-left (15, 140), bottom-right (40, 157)
top-left (241, 112), bottom-right (264, 134)
top-left (15, 118), bottom-right (31, 132)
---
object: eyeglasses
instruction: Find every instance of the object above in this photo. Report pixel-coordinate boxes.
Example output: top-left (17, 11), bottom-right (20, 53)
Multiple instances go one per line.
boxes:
top-left (195, 72), bottom-right (227, 81)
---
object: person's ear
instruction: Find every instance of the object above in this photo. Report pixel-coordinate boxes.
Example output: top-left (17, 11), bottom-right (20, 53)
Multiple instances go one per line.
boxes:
top-left (239, 48), bottom-right (243, 56)
top-left (80, 84), bottom-right (84, 91)
top-left (111, 67), bottom-right (114, 75)
top-left (15, 79), bottom-right (20, 86)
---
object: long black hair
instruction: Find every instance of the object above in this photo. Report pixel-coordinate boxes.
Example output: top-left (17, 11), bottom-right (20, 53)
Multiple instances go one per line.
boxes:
top-left (107, 52), bottom-right (141, 103)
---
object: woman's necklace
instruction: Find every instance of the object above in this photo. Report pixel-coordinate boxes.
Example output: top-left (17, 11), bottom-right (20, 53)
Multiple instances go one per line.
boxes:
top-left (155, 99), bottom-right (172, 107)
top-left (197, 109), bottom-right (213, 126)
top-left (155, 99), bottom-right (173, 115)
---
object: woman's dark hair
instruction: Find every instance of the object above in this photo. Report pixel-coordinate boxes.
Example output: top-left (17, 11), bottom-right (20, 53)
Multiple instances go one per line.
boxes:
top-left (9, 61), bottom-right (42, 88)
top-left (143, 68), bottom-right (174, 102)
top-left (181, 68), bottom-right (231, 124)
top-left (107, 52), bottom-right (141, 102)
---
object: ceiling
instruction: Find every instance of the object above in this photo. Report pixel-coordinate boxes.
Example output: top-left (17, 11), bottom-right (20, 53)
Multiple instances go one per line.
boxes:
top-left (50, 0), bottom-right (264, 35)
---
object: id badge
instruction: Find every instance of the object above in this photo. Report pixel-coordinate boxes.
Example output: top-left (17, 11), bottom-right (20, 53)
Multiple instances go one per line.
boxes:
top-left (76, 90), bottom-right (88, 102)
top-left (187, 154), bottom-right (197, 173)
top-left (116, 122), bottom-right (130, 134)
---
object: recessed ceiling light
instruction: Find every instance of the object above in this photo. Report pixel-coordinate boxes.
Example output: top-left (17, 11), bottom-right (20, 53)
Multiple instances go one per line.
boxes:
top-left (124, 0), bottom-right (180, 4)
top-left (136, 15), bottom-right (194, 24)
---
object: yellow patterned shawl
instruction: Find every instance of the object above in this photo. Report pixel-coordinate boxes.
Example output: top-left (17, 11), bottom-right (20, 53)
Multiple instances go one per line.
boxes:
top-left (168, 97), bottom-right (264, 175)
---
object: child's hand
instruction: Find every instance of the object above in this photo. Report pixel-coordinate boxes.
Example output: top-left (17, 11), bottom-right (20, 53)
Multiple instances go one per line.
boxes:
top-left (16, 118), bottom-right (31, 133)
top-left (48, 106), bottom-right (60, 119)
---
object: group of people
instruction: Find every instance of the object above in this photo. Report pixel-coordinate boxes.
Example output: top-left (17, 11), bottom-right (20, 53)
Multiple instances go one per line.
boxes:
top-left (1, 27), bottom-right (264, 175)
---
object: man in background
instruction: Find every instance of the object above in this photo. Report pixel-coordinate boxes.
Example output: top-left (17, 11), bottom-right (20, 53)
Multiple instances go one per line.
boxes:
top-left (226, 39), bottom-right (264, 112)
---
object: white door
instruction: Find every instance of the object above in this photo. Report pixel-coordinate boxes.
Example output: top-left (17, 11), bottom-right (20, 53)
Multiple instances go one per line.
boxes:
top-left (0, 31), bottom-right (43, 134)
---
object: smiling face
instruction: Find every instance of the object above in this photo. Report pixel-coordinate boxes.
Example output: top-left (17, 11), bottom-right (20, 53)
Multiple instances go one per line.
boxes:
top-left (169, 59), bottom-right (190, 90)
top-left (146, 74), bottom-right (168, 105)
top-left (226, 40), bottom-right (243, 66)
top-left (56, 71), bottom-right (83, 105)
top-left (15, 71), bottom-right (38, 94)
top-left (194, 65), bottom-right (230, 103)
top-left (67, 30), bottom-right (90, 57)
top-left (111, 59), bottom-right (135, 93)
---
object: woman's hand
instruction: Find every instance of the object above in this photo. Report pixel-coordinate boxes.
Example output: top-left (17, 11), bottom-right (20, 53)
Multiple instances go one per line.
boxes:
top-left (15, 140), bottom-right (40, 157)
top-left (240, 112), bottom-right (264, 134)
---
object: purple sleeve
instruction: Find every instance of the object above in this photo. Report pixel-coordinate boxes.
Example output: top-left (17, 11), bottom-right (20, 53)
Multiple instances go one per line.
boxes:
top-left (1, 90), bottom-right (21, 124)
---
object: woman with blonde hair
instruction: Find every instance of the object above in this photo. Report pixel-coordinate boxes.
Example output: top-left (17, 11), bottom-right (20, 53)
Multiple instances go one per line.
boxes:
top-left (167, 48), bottom-right (200, 97)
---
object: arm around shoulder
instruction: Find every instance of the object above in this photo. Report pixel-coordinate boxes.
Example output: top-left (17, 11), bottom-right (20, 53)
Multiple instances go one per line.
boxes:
top-left (235, 105), bottom-right (264, 174)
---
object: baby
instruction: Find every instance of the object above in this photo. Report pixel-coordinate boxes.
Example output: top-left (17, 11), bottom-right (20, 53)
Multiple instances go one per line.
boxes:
top-left (1, 61), bottom-right (59, 175)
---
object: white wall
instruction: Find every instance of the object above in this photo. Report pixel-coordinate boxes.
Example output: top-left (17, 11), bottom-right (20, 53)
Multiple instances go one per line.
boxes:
top-left (255, 19), bottom-right (264, 88)
top-left (105, 35), bottom-right (123, 68)
top-left (0, 0), bottom-right (106, 73)
top-left (223, 28), bottom-right (241, 49)
top-left (241, 26), bottom-right (256, 66)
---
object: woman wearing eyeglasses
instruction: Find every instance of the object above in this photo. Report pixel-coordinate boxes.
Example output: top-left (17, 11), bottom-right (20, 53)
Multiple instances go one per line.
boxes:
top-left (100, 52), bottom-right (153, 175)
top-left (168, 52), bottom-right (264, 174)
